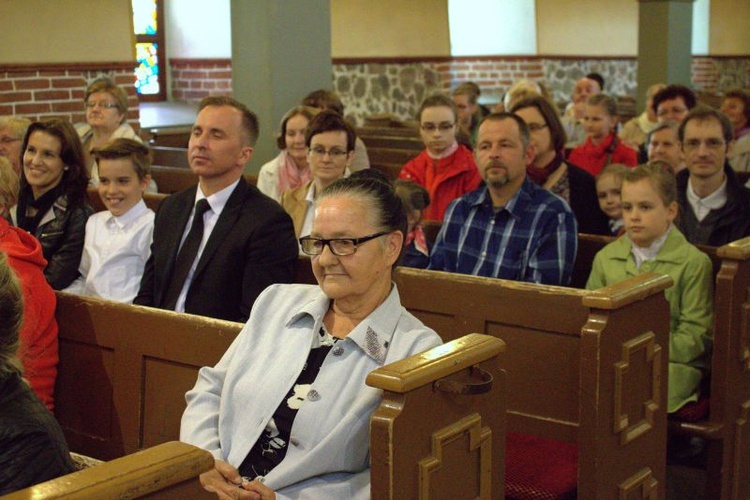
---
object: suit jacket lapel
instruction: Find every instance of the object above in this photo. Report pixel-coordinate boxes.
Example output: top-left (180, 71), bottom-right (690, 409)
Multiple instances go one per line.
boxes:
top-left (193, 180), bottom-right (246, 279)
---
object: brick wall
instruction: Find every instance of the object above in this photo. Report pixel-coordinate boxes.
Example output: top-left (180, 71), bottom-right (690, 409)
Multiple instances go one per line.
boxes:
top-left (169, 59), bottom-right (232, 102)
top-left (0, 63), bottom-right (140, 130)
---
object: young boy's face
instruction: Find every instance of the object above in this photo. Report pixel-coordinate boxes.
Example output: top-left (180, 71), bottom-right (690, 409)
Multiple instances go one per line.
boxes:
top-left (98, 158), bottom-right (150, 217)
top-left (583, 103), bottom-right (616, 143)
top-left (596, 173), bottom-right (622, 220)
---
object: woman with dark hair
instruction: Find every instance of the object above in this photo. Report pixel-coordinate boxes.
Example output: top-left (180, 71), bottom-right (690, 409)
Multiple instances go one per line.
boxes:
top-left (0, 252), bottom-right (74, 494)
top-left (12, 119), bottom-right (93, 289)
top-left (181, 176), bottom-right (442, 498)
top-left (721, 88), bottom-right (750, 172)
top-left (511, 95), bottom-right (610, 235)
top-left (257, 106), bottom-right (320, 202)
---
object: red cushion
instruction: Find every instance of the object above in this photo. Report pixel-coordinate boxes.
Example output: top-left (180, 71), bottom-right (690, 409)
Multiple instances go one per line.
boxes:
top-left (505, 432), bottom-right (578, 500)
top-left (670, 393), bottom-right (710, 423)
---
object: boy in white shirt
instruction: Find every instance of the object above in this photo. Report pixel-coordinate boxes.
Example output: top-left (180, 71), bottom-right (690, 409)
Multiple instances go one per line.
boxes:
top-left (65, 138), bottom-right (154, 302)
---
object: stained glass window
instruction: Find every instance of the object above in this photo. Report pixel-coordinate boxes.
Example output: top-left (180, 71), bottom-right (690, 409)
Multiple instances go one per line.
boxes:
top-left (132, 0), bottom-right (165, 100)
top-left (133, 0), bottom-right (157, 35)
top-left (135, 43), bottom-right (160, 95)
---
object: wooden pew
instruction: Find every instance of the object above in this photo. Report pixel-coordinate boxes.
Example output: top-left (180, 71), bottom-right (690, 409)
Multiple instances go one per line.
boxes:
top-left (574, 234), bottom-right (750, 500)
top-left (145, 126), bottom-right (192, 148)
top-left (294, 257), bottom-right (671, 497)
top-left (3, 441), bottom-right (213, 499)
top-left (151, 145), bottom-right (190, 169)
top-left (358, 125), bottom-right (422, 180)
top-left (86, 187), bottom-right (168, 213)
top-left (53, 294), bottom-right (507, 497)
top-left (149, 165), bottom-right (258, 194)
top-left (392, 268), bottom-right (671, 498)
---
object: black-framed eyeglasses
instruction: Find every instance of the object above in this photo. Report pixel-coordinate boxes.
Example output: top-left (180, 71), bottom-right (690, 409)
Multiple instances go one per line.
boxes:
top-left (299, 231), bottom-right (390, 256)
top-left (527, 123), bottom-right (548, 132)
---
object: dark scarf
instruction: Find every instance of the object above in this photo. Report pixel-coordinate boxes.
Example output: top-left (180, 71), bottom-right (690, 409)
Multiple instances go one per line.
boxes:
top-left (16, 184), bottom-right (64, 234)
top-left (527, 152), bottom-right (564, 186)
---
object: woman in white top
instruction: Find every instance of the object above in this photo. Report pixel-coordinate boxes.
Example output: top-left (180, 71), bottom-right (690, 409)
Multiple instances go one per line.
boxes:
top-left (257, 106), bottom-right (320, 202)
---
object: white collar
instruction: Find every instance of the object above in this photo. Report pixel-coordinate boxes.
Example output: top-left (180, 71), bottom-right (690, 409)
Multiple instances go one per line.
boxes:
top-left (109, 199), bottom-right (149, 229)
top-left (687, 176), bottom-right (727, 221)
top-left (630, 226), bottom-right (671, 269)
top-left (195, 178), bottom-right (240, 215)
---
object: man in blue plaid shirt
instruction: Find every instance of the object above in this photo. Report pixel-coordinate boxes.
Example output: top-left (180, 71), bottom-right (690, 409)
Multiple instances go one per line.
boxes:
top-left (429, 113), bottom-right (578, 286)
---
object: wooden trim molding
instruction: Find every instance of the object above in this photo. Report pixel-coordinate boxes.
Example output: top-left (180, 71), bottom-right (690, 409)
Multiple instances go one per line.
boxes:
top-left (169, 58), bottom-right (232, 66)
top-left (0, 61), bottom-right (136, 72)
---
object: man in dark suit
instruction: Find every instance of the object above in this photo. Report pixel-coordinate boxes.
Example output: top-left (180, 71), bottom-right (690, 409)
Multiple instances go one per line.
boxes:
top-left (134, 96), bottom-right (297, 322)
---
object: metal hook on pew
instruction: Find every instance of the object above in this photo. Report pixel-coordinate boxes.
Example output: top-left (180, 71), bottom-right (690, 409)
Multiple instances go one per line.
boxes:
top-left (434, 365), bottom-right (493, 395)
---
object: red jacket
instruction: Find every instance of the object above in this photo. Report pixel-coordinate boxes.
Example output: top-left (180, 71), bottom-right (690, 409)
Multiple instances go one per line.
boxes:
top-left (0, 217), bottom-right (58, 410)
top-left (399, 144), bottom-right (482, 222)
top-left (568, 132), bottom-right (638, 177)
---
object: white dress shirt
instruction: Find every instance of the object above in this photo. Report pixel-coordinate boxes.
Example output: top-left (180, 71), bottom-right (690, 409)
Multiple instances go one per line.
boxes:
top-left (687, 177), bottom-right (728, 222)
top-left (65, 200), bottom-right (154, 302)
top-left (175, 179), bottom-right (240, 313)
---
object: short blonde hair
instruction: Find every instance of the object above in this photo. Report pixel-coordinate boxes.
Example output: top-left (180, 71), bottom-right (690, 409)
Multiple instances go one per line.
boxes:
top-left (0, 116), bottom-right (31, 140)
top-left (84, 78), bottom-right (129, 123)
top-left (0, 157), bottom-right (19, 210)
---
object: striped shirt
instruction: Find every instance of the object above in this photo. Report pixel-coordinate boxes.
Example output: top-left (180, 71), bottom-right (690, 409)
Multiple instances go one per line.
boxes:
top-left (428, 179), bottom-right (578, 286)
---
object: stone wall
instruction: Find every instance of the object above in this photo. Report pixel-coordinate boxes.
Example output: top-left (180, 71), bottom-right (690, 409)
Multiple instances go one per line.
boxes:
top-left (0, 64), bottom-right (140, 129)
top-left (331, 56), bottom-right (749, 125)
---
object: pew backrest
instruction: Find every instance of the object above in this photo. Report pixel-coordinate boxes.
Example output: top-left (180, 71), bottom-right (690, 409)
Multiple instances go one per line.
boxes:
top-left (3, 441), bottom-right (213, 499)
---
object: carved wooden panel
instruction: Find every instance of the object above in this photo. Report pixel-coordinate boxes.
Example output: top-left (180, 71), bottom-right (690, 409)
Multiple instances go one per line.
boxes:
top-left (418, 414), bottom-right (492, 500)
top-left (613, 331), bottom-right (662, 445)
top-left (732, 399), bottom-right (750, 498)
top-left (618, 467), bottom-right (658, 499)
top-left (741, 302), bottom-right (750, 371)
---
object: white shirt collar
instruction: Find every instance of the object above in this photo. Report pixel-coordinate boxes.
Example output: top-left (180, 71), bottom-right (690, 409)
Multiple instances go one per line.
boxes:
top-left (109, 199), bottom-right (149, 229)
top-left (630, 225), bottom-right (671, 269)
top-left (687, 176), bottom-right (727, 221)
top-left (195, 178), bottom-right (240, 216)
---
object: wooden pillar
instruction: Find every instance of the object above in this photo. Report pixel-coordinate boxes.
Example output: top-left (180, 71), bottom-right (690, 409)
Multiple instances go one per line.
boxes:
top-left (636, 0), bottom-right (695, 109)
top-left (230, 0), bottom-right (332, 172)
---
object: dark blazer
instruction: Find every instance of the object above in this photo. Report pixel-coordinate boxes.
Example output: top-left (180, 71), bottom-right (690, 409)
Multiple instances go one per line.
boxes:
top-left (565, 162), bottom-right (611, 236)
top-left (134, 179), bottom-right (298, 322)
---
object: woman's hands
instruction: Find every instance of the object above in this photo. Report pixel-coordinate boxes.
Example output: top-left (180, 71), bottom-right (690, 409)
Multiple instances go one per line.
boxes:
top-left (200, 460), bottom-right (276, 500)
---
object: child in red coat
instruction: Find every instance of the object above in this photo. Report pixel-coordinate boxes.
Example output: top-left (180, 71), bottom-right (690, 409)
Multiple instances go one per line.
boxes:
top-left (568, 94), bottom-right (638, 176)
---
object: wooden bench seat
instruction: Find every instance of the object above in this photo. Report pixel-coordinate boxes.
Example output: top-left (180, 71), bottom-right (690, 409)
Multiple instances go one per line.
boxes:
top-left (574, 233), bottom-right (750, 499)
top-left (86, 187), bottom-right (168, 213)
top-left (358, 125), bottom-right (422, 180)
top-left (149, 166), bottom-right (258, 195)
top-left (4, 441), bottom-right (213, 499)
top-left (144, 126), bottom-right (192, 148)
top-left (53, 293), bottom-right (507, 497)
top-left (392, 267), bottom-right (671, 498)
top-left (151, 145), bottom-right (191, 169)
top-left (294, 257), bottom-right (672, 497)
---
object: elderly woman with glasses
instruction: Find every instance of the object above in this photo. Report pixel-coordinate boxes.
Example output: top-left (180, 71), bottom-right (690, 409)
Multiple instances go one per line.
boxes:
top-left (0, 116), bottom-right (31, 175)
top-left (280, 110), bottom-right (352, 248)
top-left (181, 175), bottom-right (442, 499)
top-left (399, 93), bottom-right (481, 222)
top-left (75, 78), bottom-right (145, 188)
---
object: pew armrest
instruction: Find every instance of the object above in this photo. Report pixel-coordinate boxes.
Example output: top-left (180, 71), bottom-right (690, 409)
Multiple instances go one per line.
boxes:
top-left (4, 441), bottom-right (213, 499)
top-left (717, 236), bottom-right (750, 260)
top-left (366, 333), bottom-right (505, 393)
top-left (582, 272), bottom-right (673, 309)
